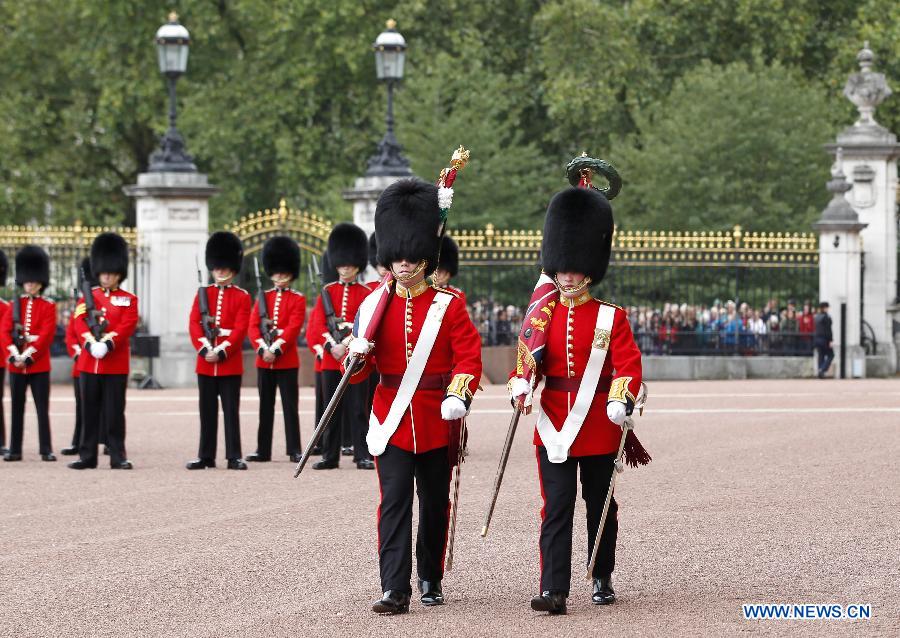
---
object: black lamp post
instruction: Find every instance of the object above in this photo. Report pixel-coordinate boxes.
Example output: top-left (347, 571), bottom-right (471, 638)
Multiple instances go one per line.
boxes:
top-left (365, 19), bottom-right (412, 177)
top-left (148, 12), bottom-right (196, 172)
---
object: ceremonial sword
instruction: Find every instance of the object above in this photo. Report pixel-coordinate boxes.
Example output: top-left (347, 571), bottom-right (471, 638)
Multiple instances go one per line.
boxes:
top-left (584, 382), bottom-right (648, 580)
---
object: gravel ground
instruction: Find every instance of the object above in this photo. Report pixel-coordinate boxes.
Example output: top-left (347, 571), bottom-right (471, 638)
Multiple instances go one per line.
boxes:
top-left (1, 378), bottom-right (898, 638)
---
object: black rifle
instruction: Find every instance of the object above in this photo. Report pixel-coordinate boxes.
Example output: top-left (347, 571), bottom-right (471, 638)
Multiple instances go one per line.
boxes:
top-left (254, 257), bottom-right (276, 347)
top-left (196, 257), bottom-right (218, 344)
top-left (80, 267), bottom-right (106, 341)
top-left (310, 256), bottom-right (351, 344)
top-left (10, 292), bottom-right (26, 351)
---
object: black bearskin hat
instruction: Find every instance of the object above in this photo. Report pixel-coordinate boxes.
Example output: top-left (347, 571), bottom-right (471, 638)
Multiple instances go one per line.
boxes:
top-left (437, 235), bottom-right (459, 277)
top-left (0, 249), bottom-right (7, 288)
top-left (79, 257), bottom-right (98, 287)
top-left (321, 250), bottom-right (339, 284)
top-left (205, 231), bottom-right (244, 274)
top-left (375, 178), bottom-right (442, 276)
top-left (541, 187), bottom-right (614, 283)
top-left (15, 245), bottom-right (50, 289)
top-left (368, 232), bottom-right (381, 269)
top-left (262, 235), bottom-right (300, 280)
top-left (91, 232), bottom-right (129, 281)
top-left (327, 223), bottom-right (368, 271)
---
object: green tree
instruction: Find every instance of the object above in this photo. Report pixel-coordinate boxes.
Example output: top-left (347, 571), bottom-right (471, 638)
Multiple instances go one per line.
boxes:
top-left (613, 60), bottom-right (839, 230)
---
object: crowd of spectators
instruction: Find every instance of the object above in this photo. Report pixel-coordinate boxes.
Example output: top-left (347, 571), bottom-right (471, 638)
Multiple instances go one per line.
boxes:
top-left (626, 299), bottom-right (817, 355)
top-left (468, 296), bottom-right (819, 356)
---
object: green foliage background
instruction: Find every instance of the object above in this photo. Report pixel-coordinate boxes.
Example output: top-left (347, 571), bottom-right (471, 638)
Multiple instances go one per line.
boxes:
top-left (0, 0), bottom-right (896, 231)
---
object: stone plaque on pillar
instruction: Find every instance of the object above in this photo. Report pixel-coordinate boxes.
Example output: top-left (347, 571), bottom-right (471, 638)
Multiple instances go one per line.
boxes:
top-left (125, 171), bottom-right (220, 387)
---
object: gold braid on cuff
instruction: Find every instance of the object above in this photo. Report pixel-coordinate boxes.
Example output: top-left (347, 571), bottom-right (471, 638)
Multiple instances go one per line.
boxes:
top-left (447, 373), bottom-right (475, 401)
top-left (608, 376), bottom-right (635, 404)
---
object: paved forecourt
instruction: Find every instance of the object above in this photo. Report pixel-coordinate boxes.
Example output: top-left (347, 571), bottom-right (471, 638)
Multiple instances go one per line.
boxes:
top-left (1, 378), bottom-right (898, 637)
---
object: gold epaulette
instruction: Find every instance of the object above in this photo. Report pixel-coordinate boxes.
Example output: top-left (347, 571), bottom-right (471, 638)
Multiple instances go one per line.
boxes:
top-left (431, 285), bottom-right (460, 299)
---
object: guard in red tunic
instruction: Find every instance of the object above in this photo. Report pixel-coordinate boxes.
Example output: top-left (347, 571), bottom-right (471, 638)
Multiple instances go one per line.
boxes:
top-left (0, 249), bottom-right (8, 455)
top-left (508, 185), bottom-right (643, 614)
top-left (346, 179), bottom-right (482, 614)
top-left (306, 223), bottom-right (373, 470)
top-left (61, 258), bottom-right (99, 456)
top-left (68, 233), bottom-right (138, 470)
top-left (187, 231), bottom-right (251, 470)
top-left (246, 236), bottom-right (306, 463)
top-left (307, 251), bottom-right (338, 457)
top-left (1, 246), bottom-right (56, 462)
top-left (430, 235), bottom-right (466, 305)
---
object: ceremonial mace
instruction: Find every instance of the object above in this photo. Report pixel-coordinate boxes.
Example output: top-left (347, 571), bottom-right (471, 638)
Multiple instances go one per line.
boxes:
top-left (584, 382), bottom-right (648, 580)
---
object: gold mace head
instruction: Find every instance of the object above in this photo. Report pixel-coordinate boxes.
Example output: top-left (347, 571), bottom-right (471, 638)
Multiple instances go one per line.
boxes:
top-left (386, 18), bottom-right (397, 29)
top-left (451, 145), bottom-right (470, 170)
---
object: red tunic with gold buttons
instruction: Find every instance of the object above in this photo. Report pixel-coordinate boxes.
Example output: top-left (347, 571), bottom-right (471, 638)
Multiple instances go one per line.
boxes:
top-left (348, 281), bottom-right (482, 454)
top-left (188, 284), bottom-right (251, 377)
top-left (0, 301), bottom-right (8, 356)
top-left (74, 287), bottom-right (138, 375)
top-left (306, 280), bottom-right (372, 372)
top-left (248, 287), bottom-right (306, 370)
top-left (1, 295), bottom-right (56, 375)
top-left (527, 294), bottom-right (642, 457)
top-left (65, 312), bottom-right (82, 378)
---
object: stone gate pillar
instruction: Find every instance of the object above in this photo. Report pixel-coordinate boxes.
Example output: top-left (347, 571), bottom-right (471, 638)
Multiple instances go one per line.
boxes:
top-left (125, 172), bottom-right (219, 387)
top-left (343, 118), bottom-right (415, 280)
top-left (814, 153), bottom-right (867, 376)
top-left (826, 42), bottom-right (899, 374)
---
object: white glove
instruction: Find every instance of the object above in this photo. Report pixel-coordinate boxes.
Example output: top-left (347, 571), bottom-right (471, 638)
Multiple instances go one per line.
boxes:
top-left (606, 400), bottom-right (627, 426)
top-left (90, 341), bottom-right (109, 359)
top-left (348, 337), bottom-right (373, 356)
top-left (509, 377), bottom-right (531, 402)
top-left (441, 396), bottom-right (468, 420)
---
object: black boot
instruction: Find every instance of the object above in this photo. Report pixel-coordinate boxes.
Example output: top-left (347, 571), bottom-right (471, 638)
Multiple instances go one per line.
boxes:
top-left (372, 590), bottom-right (410, 615)
top-left (357, 459), bottom-right (375, 470)
top-left (312, 460), bottom-right (338, 470)
top-left (592, 577), bottom-right (615, 605)
top-left (245, 452), bottom-right (270, 462)
top-left (418, 579), bottom-right (444, 606)
top-left (3, 453), bottom-right (22, 462)
top-left (68, 459), bottom-right (97, 469)
top-left (531, 591), bottom-right (567, 615)
top-left (186, 458), bottom-right (215, 470)
top-left (289, 453), bottom-right (303, 463)
top-left (111, 460), bottom-right (134, 470)
top-left (41, 453), bottom-right (57, 462)
top-left (341, 446), bottom-right (354, 457)
top-left (61, 446), bottom-right (79, 456)
top-left (227, 459), bottom-right (248, 470)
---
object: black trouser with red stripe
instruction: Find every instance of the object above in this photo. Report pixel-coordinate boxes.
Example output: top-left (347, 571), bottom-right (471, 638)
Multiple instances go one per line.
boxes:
top-left (197, 374), bottom-right (242, 461)
top-left (537, 446), bottom-right (618, 594)
top-left (70, 376), bottom-right (107, 448)
top-left (8, 371), bottom-right (52, 455)
top-left (79, 373), bottom-right (127, 465)
top-left (375, 444), bottom-right (451, 594)
top-left (320, 369), bottom-right (369, 464)
top-left (255, 367), bottom-right (301, 457)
